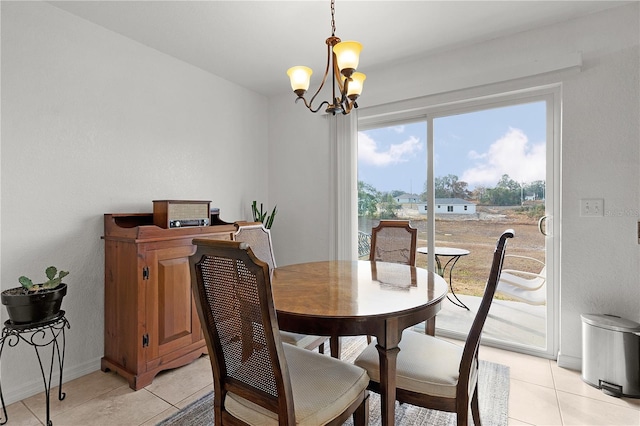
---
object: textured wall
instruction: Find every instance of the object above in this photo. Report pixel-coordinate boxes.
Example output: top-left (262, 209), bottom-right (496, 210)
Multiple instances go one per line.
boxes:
top-left (1, 1), bottom-right (268, 401)
top-left (560, 45), bottom-right (640, 367)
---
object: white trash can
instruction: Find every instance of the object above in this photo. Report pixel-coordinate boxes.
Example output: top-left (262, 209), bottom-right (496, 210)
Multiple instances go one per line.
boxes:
top-left (581, 313), bottom-right (640, 398)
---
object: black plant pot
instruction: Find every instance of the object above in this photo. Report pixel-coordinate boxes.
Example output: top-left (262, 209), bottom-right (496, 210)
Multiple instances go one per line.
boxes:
top-left (1, 284), bottom-right (67, 325)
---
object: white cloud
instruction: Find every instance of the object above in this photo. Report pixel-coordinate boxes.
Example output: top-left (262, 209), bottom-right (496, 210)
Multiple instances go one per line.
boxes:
top-left (358, 132), bottom-right (422, 166)
top-left (461, 128), bottom-right (545, 186)
top-left (392, 125), bottom-right (405, 133)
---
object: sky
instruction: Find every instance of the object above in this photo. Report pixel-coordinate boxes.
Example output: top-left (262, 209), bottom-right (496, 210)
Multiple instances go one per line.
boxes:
top-left (357, 101), bottom-right (547, 194)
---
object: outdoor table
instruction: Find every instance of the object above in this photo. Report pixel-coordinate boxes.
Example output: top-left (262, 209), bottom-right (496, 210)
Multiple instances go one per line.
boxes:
top-left (417, 246), bottom-right (471, 310)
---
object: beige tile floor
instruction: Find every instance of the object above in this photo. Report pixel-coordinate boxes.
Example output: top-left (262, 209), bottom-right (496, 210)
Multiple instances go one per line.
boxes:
top-left (3, 339), bottom-right (640, 426)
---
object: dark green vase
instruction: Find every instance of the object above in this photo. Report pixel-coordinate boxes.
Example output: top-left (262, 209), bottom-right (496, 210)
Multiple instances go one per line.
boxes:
top-left (1, 284), bottom-right (67, 325)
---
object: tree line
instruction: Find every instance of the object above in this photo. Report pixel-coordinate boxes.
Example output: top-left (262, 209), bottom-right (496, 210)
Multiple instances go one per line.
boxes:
top-left (358, 174), bottom-right (545, 217)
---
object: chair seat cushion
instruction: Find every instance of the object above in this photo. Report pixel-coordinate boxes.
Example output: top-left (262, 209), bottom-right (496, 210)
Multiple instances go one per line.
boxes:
top-left (226, 344), bottom-right (369, 425)
top-left (279, 330), bottom-right (323, 348)
top-left (354, 330), bottom-right (476, 399)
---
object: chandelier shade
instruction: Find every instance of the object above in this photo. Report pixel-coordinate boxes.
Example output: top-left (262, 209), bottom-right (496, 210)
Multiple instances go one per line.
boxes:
top-left (346, 72), bottom-right (366, 98)
top-left (333, 41), bottom-right (362, 75)
top-left (287, 66), bottom-right (313, 93)
top-left (286, 0), bottom-right (365, 115)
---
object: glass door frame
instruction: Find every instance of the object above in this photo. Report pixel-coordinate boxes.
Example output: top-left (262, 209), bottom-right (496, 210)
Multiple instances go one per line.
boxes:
top-left (337, 84), bottom-right (561, 358)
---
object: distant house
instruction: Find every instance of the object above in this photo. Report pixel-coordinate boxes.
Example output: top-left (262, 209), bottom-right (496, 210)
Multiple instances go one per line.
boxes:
top-left (416, 198), bottom-right (476, 215)
top-left (394, 193), bottom-right (420, 204)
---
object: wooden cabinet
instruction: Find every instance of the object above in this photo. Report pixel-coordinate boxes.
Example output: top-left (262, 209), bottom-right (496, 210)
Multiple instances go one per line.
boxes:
top-left (101, 213), bottom-right (235, 390)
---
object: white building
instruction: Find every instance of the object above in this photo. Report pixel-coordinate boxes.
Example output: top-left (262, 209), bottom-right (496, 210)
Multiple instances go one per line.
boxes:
top-left (417, 198), bottom-right (477, 215)
top-left (394, 193), bottom-right (420, 204)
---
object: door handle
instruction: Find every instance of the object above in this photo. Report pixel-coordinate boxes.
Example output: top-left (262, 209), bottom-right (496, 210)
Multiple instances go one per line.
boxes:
top-left (538, 215), bottom-right (549, 236)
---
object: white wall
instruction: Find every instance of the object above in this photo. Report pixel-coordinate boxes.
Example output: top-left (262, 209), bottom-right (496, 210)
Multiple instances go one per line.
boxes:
top-left (1, 2), bottom-right (269, 402)
top-left (560, 44), bottom-right (640, 367)
top-left (269, 4), bottom-right (640, 367)
top-left (268, 95), bottom-right (333, 264)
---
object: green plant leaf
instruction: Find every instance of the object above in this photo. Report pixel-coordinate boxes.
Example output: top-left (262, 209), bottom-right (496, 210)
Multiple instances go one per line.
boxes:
top-left (46, 266), bottom-right (57, 280)
top-left (265, 205), bottom-right (277, 229)
top-left (18, 267), bottom-right (70, 291)
top-left (18, 276), bottom-right (34, 290)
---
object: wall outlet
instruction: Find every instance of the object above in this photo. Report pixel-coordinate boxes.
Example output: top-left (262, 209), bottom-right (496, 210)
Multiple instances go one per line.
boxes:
top-left (580, 199), bottom-right (604, 217)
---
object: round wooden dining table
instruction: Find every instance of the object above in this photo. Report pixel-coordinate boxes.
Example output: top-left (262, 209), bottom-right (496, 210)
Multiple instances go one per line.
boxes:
top-left (271, 260), bottom-right (448, 426)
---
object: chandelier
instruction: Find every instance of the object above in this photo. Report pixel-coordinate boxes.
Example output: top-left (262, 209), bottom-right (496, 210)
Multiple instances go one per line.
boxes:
top-left (286, 0), bottom-right (365, 115)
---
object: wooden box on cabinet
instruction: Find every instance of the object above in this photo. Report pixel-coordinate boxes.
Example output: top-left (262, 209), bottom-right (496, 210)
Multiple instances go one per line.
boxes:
top-left (101, 213), bottom-right (235, 390)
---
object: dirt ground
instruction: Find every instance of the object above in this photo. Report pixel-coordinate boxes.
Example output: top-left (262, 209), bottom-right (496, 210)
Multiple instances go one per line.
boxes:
top-left (360, 206), bottom-right (545, 297)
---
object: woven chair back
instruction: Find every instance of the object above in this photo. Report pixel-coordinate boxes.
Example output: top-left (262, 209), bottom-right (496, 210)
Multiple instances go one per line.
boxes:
top-left (191, 239), bottom-right (291, 417)
top-left (370, 220), bottom-right (418, 266)
top-left (234, 224), bottom-right (277, 271)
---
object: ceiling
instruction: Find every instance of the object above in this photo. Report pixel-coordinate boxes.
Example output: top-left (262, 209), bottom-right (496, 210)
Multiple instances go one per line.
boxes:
top-left (49, 1), bottom-right (628, 97)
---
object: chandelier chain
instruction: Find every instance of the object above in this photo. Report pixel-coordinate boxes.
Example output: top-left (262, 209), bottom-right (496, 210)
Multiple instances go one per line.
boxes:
top-left (330, 0), bottom-right (336, 36)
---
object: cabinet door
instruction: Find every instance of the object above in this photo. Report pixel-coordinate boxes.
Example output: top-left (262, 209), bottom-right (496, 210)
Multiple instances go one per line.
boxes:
top-left (144, 244), bottom-right (203, 363)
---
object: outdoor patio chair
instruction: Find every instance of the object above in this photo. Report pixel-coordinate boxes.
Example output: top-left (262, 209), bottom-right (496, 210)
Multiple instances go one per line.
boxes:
top-left (234, 222), bottom-right (327, 353)
top-left (355, 229), bottom-right (514, 426)
top-left (369, 220), bottom-right (417, 266)
top-left (190, 239), bottom-right (370, 425)
top-left (496, 255), bottom-right (546, 305)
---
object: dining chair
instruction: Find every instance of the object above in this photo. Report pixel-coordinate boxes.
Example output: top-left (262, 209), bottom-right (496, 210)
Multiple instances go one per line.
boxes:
top-left (190, 239), bottom-right (370, 425)
top-left (234, 222), bottom-right (327, 353)
top-left (355, 229), bottom-right (514, 426)
top-left (367, 219), bottom-right (418, 343)
top-left (369, 220), bottom-right (418, 266)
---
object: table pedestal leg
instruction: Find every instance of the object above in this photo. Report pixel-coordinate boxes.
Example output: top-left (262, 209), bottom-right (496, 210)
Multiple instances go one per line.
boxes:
top-left (376, 344), bottom-right (399, 426)
top-left (424, 317), bottom-right (436, 336)
top-left (329, 335), bottom-right (341, 359)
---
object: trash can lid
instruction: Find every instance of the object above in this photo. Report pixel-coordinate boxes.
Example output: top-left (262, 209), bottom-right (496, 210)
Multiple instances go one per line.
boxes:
top-left (581, 313), bottom-right (640, 332)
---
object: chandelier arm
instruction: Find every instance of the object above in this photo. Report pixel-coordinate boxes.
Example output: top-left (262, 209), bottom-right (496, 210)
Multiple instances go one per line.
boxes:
top-left (306, 42), bottom-right (334, 111)
top-left (342, 99), bottom-right (356, 115)
top-left (333, 53), bottom-right (345, 94)
top-left (295, 96), bottom-right (331, 114)
top-left (332, 74), bottom-right (349, 115)
top-left (309, 100), bottom-right (331, 114)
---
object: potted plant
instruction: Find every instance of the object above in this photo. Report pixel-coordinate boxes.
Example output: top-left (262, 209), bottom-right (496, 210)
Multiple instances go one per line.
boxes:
top-left (251, 201), bottom-right (277, 229)
top-left (1, 266), bottom-right (69, 325)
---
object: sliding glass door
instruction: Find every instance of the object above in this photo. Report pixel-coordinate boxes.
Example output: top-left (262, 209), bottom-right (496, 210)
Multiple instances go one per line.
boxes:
top-left (356, 87), bottom-right (559, 357)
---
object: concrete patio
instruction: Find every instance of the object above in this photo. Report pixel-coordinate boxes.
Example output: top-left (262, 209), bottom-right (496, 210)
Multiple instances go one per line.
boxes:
top-left (415, 293), bottom-right (548, 353)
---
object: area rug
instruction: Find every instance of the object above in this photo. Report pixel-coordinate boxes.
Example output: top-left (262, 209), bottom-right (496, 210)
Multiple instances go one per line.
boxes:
top-left (157, 336), bottom-right (509, 425)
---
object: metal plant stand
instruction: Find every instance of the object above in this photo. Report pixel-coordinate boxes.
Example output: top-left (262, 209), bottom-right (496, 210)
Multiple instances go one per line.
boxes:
top-left (0, 311), bottom-right (69, 426)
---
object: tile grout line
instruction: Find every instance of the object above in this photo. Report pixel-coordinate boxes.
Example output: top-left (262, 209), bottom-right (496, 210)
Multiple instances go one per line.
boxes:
top-left (549, 358), bottom-right (566, 425)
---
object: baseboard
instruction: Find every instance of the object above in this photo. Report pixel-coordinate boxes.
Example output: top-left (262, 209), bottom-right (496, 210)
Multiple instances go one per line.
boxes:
top-left (3, 357), bottom-right (102, 405)
top-left (557, 351), bottom-right (582, 371)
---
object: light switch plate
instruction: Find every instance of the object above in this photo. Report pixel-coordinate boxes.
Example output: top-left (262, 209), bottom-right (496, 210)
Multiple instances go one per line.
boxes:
top-left (580, 199), bottom-right (604, 217)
